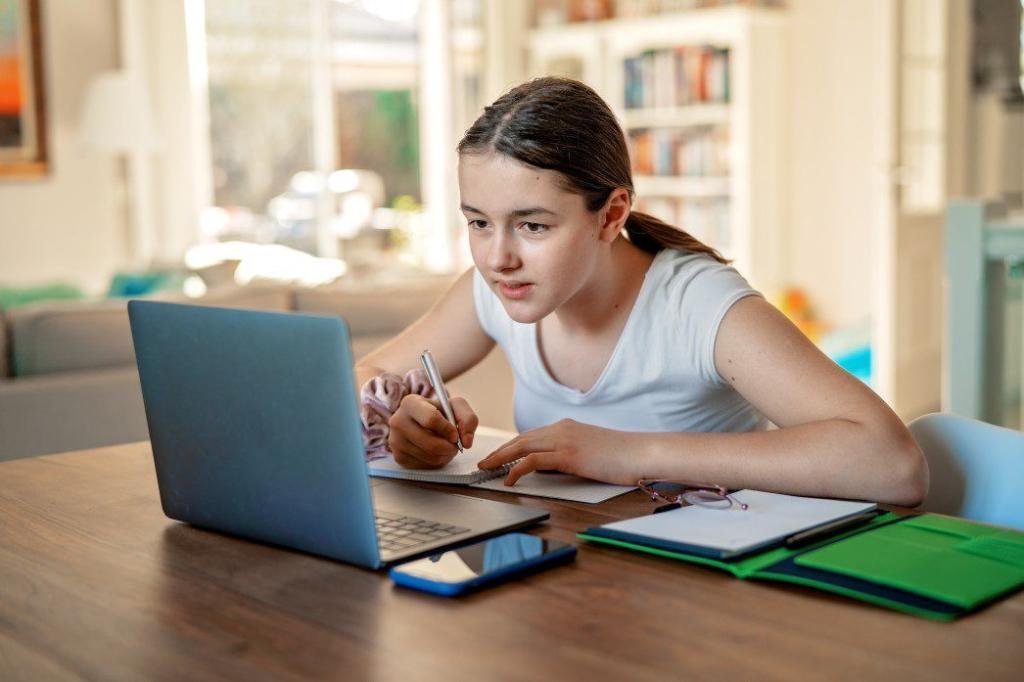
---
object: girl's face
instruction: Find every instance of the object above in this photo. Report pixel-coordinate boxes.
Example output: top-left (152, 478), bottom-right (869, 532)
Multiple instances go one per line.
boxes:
top-left (458, 152), bottom-right (606, 324)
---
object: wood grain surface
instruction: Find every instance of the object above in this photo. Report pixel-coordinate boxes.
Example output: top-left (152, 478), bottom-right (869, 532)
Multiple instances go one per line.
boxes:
top-left (0, 442), bottom-right (1021, 681)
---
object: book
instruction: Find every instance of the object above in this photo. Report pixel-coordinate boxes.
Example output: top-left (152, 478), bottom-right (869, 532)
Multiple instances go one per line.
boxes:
top-left (368, 426), bottom-right (635, 504)
top-left (623, 45), bottom-right (730, 109)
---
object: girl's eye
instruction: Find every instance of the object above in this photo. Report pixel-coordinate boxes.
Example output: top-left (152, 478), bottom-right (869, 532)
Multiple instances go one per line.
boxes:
top-left (468, 219), bottom-right (489, 230)
top-left (521, 222), bottom-right (548, 234)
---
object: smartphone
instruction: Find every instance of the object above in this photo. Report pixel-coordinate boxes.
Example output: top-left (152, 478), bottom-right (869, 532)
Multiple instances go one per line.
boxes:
top-left (389, 533), bottom-right (576, 596)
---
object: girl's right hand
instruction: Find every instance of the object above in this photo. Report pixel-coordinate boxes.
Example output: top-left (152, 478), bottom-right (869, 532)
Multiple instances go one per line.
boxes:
top-left (387, 393), bottom-right (479, 469)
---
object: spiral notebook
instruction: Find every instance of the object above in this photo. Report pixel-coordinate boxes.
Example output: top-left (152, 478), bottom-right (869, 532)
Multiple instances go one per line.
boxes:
top-left (368, 426), bottom-right (635, 503)
top-left (587, 490), bottom-right (877, 559)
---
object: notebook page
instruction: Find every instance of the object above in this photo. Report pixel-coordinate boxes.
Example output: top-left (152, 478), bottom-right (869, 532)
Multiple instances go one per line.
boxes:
top-left (367, 427), bottom-right (515, 484)
top-left (598, 490), bottom-right (876, 557)
top-left (471, 473), bottom-right (635, 503)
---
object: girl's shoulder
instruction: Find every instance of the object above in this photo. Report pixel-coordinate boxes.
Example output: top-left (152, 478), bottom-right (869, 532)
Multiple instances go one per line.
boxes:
top-left (643, 250), bottom-right (762, 386)
top-left (649, 248), bottom-right (757, 304)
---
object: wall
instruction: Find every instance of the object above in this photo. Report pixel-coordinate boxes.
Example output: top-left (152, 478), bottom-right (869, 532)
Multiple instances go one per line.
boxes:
top-left (784, 0), bottom-right (885, 329)
top-left (0, 0), bottom-right (123, 295)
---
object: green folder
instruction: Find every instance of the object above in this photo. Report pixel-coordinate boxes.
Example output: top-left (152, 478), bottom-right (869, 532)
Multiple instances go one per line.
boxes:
top-left (578, 513), bottom-right (1024, 621)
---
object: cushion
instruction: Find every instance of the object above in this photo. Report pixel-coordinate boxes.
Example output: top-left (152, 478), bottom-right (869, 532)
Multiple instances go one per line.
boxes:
top-left (292, 277), bottom-right (453, 337)
top-left (9, 286), bottom-right (292, 377)
top-left (9, 298), bottom-right (135, 377)
top-left (0, 282), bottom-right (85, 309)
top-left (155, 285), bottom-right (293, 312)
top-left (0, 366), bottom-right (149, 461)
top-left (0, 307), bottom-right (9, 378)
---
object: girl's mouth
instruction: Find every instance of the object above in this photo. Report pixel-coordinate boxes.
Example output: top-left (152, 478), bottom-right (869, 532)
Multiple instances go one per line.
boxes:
top-left (498, 281), bottom-right (534, 300)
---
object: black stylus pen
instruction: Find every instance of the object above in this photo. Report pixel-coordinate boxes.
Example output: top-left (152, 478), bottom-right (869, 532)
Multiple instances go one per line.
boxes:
top-left (784, 509), bottom-right (880, 549)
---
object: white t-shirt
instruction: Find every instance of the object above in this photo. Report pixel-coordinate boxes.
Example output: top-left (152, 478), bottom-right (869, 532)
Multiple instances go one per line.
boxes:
top-left (472, 248), bottom-right (765, 434)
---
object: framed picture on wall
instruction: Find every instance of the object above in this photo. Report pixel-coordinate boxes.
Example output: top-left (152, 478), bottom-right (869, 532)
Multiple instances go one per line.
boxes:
top-left (0, 0), bottom-right (47, 178)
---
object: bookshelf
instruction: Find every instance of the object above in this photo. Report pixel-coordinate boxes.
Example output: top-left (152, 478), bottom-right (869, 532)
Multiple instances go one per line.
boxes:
top-left (528, 6), bottom-right (788, 290)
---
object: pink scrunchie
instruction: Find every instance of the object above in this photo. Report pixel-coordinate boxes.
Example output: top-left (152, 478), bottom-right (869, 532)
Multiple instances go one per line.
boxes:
top-left (360, 368), bottom-right (436, 461)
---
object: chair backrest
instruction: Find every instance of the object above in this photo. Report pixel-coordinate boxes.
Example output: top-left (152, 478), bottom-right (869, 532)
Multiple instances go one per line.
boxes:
top-left (908, 413), bottom-right (1024, 530)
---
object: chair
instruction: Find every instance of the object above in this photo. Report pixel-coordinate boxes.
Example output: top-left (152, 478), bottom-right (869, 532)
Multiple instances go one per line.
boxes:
top-left (908, 413), bottom-right (1024, 530)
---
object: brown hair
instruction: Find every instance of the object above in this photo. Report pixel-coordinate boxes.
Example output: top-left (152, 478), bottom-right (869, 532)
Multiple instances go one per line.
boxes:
top-left (457, 76), bottom-right (728, 263)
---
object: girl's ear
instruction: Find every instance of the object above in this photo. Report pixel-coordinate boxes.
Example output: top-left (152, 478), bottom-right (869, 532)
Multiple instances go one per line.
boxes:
top-left (597, 188), bottom-right (631, 242)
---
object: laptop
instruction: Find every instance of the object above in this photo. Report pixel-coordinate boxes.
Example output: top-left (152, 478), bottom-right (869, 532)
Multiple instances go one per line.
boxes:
top-left (127, 300), bottom-right (547, 569)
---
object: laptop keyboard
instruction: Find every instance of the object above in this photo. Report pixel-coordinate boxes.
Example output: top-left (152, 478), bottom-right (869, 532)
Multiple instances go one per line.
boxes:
top-left (375, 510), bottom-right (470, 554)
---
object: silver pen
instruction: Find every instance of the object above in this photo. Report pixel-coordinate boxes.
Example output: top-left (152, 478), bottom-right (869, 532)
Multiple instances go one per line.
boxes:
top-left (419, 349), bottom-right (465, 453)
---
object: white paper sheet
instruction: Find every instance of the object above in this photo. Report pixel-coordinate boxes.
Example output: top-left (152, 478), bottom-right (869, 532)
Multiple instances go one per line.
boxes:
top-left (368, 425), bottom-right (635, 503)
top-left (471, 472), bottom-right (635, 504)
top-left (598, 490), bottom-right (877, 557)
top-left (367, 427), bottom-right (515, 484)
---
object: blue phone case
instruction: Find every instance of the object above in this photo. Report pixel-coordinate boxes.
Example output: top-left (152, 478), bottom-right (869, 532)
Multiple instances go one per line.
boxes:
top-left (389, 538), bottom-right (577, 596)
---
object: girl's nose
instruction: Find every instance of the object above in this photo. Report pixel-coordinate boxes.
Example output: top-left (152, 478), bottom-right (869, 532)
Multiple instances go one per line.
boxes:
top-left (487, 228), bottom-right (520, 272)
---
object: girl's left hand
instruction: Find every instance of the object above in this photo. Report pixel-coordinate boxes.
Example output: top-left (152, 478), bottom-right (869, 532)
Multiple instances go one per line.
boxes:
top-left (476, 419), bottom-right (641, 486)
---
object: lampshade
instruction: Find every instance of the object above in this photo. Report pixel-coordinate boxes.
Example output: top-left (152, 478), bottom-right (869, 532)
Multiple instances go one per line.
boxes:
top-left (78, 70), bottom-right (160, 153)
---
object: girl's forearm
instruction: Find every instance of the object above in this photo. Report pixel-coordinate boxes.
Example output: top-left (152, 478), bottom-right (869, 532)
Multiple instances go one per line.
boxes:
top-left (354, 363), bottom-right (390, 390)
top-left (631, 420), bottom-right (927, 507)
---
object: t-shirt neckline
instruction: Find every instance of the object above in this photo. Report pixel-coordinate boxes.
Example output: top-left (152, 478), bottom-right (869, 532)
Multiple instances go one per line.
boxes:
top-left (530, 248), bottom-right (669, 400)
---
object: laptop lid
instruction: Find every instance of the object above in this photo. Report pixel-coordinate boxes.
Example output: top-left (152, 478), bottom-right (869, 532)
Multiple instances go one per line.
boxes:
top-left (129, 300), bottom-right (381, 568)
top-left (128, 300), bottom-right (547, 570)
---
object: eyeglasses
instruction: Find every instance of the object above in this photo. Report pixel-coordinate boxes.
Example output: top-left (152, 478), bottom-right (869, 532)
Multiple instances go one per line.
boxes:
top-left (637, 479), bottom-right (749, 511)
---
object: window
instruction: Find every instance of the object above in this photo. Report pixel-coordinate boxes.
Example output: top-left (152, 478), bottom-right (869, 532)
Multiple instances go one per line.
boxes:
top-left (196, 0), bottom-right (484, 281)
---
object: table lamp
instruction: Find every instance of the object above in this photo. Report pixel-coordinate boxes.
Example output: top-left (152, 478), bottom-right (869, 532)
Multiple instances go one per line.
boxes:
top-left (78, 69), bottom-right (161, 267)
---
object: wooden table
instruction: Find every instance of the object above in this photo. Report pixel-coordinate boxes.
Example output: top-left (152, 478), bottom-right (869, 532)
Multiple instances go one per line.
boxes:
top-left (1, 443), bottom-right (1021, 681)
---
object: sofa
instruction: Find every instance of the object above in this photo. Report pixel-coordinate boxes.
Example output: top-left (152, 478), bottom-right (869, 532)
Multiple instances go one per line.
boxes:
top-left (0, 279), bottom-right (515, 462)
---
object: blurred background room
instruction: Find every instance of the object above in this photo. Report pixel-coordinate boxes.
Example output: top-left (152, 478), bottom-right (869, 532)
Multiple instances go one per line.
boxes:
top-left (0, 0), bottom-right (1022, 462)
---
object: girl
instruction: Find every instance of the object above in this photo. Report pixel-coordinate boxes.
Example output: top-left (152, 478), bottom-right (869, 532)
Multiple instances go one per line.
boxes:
top-left (355, 77), bottom-right (927, 507)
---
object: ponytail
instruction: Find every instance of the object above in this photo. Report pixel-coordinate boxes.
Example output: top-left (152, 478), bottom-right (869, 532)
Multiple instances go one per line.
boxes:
top-left (624, 210), bottom-right (729, 264)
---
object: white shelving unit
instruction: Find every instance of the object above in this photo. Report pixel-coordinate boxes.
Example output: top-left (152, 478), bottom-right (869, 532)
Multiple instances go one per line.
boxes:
top-left (621, 102), bottom-right (730, 130)
top-left (633, 175), bottom-right (730, 198)
top-left (528, 6), bottom-right (788, 290)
